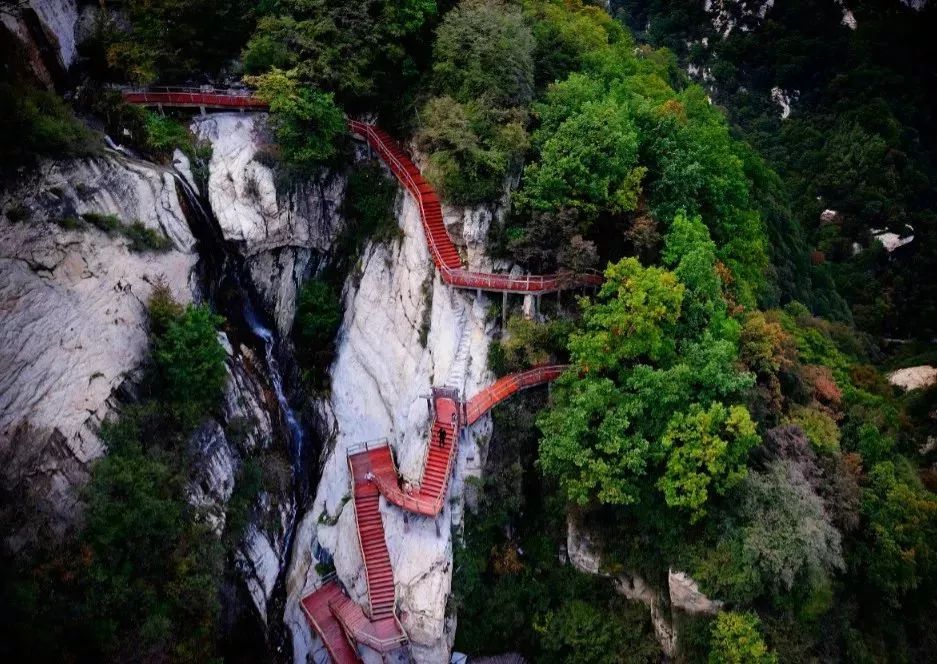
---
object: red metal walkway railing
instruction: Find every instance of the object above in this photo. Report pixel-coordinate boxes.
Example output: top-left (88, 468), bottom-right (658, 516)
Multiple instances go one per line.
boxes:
top-left (122, 90), bottom-right (585, 662)
top-left (347, 120), bottom-right (603, 294)
top-left (121, 87), bottom-right (268, 110)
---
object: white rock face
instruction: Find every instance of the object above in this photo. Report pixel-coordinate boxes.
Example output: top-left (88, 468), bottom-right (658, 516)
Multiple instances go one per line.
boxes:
top-left (872, 227), bottom-right (915, 253)
top-left (888, 365), bottom-right (937, 391)
top-left (1, 0), bottom-right (79, 76)
top-left (285, 184), bottom-right (497, 663)
top-left (0, 153), bottom-right (197, 545)
top-left (770, 86), bottom-right (798, 120)
top-left (566, 516), bottom-right (721, 656)
top-left (193, 113), bottom-right (345, 335)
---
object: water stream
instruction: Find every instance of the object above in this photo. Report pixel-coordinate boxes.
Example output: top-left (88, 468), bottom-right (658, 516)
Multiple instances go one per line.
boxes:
top-left (171, 167), bottom-right (312, 659)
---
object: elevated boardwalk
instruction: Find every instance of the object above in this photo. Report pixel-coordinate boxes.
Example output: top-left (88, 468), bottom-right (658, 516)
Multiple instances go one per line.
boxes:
top-left (120, 89), bottom-right (587, 662)
top-left (121, 87), bottom-right (267, 110)
top-left (347, 120), bottom-right (602, 294)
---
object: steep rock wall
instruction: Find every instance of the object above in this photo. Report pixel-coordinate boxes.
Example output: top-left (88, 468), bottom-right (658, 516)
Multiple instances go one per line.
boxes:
top-left (284, 185), bottom-right (498, 663)
top-left (192, 113), bottom-right (345, 336)
top-left (0, 152), bottom-right (197, 546)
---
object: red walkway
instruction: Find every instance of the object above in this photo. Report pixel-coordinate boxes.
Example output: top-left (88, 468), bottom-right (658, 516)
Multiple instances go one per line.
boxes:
top-left (121, 87), bottom-right (267, 110)
top-left (120, 90), bottom-right (582, 661)
top-left (348, 120), bottom-right (602, 294)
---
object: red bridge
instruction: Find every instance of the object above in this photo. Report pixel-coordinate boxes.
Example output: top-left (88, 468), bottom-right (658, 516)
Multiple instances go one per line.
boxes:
top-left (121, 87), bottom-right (268, 111)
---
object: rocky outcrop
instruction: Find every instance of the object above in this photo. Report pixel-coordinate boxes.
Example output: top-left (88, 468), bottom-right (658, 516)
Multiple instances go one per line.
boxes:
top-left (1, 0), bottom-right (79, 84)
top-left (192, 113), bottom-right (346, 336)
top-left (566, 516), bottom-right (722, 657)
top-left (888, 365), bottom-right (937, 391)
top-left (284, 180), bottom-right (498, 663)
top-left (0, 152), bottom-right (197, 547)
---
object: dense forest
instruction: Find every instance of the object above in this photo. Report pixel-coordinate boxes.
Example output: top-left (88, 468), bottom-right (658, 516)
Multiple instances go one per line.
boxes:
top-left (2, 1), bottom-right (936, 663)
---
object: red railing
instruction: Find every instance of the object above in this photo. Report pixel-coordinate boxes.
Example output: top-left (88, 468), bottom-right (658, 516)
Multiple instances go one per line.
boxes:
top-left (348, 120), bottom-right (604, 294)
top-left (465, 364), bottom-right (568, 425)
top-left (121, 86), bottom-right (268, 109)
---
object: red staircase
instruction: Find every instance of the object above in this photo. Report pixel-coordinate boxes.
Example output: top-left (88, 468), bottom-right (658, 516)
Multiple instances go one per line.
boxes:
top-left (300, 579), bottom-right (361, 664)
top-left (347, 120), bottom-right (603, 294)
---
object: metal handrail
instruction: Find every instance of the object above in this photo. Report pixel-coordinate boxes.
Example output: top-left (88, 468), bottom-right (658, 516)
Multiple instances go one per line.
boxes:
top-left (328, 598), bottom-right (408, 651)
top-left (349, 119), bottom-right (606, 295)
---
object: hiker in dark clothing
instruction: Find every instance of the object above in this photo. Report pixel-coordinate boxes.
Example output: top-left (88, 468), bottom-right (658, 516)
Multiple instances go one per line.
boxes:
top-left (439, 428), bottom-right (447, 448)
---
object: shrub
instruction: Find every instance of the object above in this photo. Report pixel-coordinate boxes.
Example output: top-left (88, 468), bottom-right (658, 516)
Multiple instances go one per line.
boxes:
top-left (123, 221), bottom-right (173, 252)
top-left (342, 161), bottom-right (400, 246)
top-left (294, 279), bottom-right (342, 353)
top-left (143, 112), bottom-right (192, 160)
top-left (148, 281), bottom-right (184, 336)
top-left (709, 612), bottom-right (777, 664)
top-left (248, 68), bottom-right (345, 172)
top-left (153, 305), bottom-right (227, 425)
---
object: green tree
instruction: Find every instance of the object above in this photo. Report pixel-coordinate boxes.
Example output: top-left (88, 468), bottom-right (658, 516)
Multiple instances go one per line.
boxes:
top-left (537, 599), bottom-right (658, 663)
top-left (539, 258), bottom-right (754, 513)
top-left (658, 402), bottom-right (758, 522)
top-left (295, 279), bottom-right (342, 352)
top-left (432, 0), bottom-right (535, 107)
top-left (859, 459), bottom-right (937, 602)
top-left (80, 437), bottom-right (222, 661)
top-left (417, 96), bottom-right (527, 204)
top-left (101, 0), bottom-right (256, 83)
top-left (153, 305), bottom-right (227, 424)
top-left (521, 99), bottom-right (645, 219)
top-left (249, 68), bottom-right (346, 171)
top-left (709, 611), bottom-right (777, 664)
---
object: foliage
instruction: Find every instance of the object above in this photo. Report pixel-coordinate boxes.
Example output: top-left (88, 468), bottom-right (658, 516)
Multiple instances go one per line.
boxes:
top-left (658, 402), bottom-right (758, 522)
top-left (490, 315), bottom-right (573, 376)
top-left (294, 279), bottom-right (342, 354)
top-left (79, 432), bottom-right (223, 661)
top-left (153, 305), bottom-right (227, 425)
top-left (94, 0), bottom-right (257, 83)
top-left (858, 459), bottom-right (937, 602)
top-left (521, 99), bottom-right (645, 218)
top-left (141, 112), bottom-right (193, 160)
top-left (736, 460), bottom-right (844, 598)
top-left (249, 69), bottom-right (345, 172)
top-left (536, 599), bottom-right (658, 663)
top-left (81, 212), bottom-right (173, 252)
top-left (241, 0), bottom-right (437, 113)
top-left (539, 258), bottom-right (755, 514)
top-left (708, 612), bottom-right (777, 664)
top-left (432, 0), bottom-right (535, 108)
top-left (417, 96), bottom-right (527, 204)
top-left (0, 81), bottom-right (94, 176)
top-left (342, 160), bottom-right (400, 246)
top-left (784, 405), bottom-right (840, 455)
top-left (416, 0), bottom-right (534, 204)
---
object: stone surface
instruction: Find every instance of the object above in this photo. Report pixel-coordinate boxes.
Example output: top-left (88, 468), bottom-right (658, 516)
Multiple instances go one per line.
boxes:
top-left (192, 113), bottom-right (345, 335)
top-left (0, 153), bottom-right (197, 546)
top-left (888, 365), bottom-right (937, 391)
top-left (566, 516), bottom-right (721, 657)
top-left (285, 181), bottom-right (498, 663)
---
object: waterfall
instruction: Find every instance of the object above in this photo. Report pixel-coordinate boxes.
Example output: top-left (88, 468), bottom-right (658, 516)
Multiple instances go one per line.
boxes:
top-left (242, 298), bottom-right (305, 471)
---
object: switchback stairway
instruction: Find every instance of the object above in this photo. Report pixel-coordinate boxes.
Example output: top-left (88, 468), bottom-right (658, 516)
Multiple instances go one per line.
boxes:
top-left (120, 90), bottom-right (596, 662)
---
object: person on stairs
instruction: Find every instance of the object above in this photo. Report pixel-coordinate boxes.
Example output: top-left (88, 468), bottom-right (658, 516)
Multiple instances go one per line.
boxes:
top-left (438, 427), bottom-right (447, 449)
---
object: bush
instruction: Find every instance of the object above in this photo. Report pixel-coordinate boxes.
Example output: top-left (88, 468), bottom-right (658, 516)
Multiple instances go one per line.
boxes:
top-left (0, 81), bottom-right (95, 175)
top-left (81, 212), bottom-right (173, 252)
top-left (153, 305), bottom-right (227, 425)
top-left (248, 68), bottom-right (345, 172)
top-left (709, 612), bottom-right (777, 664)
top-left (294, 279), bottom-right (342, 355)
top-left (342, 161), bottom-right (400, 246)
